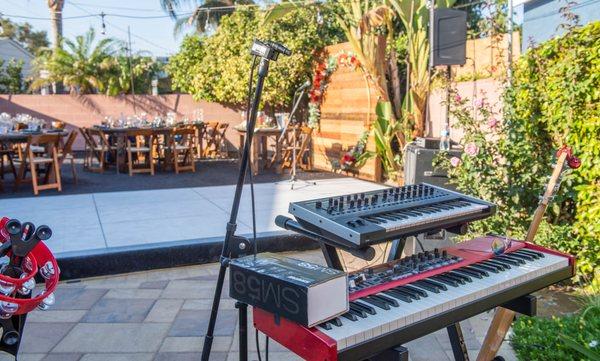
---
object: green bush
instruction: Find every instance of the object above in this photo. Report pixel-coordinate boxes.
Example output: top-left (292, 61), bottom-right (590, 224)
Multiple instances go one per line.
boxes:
top-left (437, 21), bottom-right (600, 284)
top-left (166, 8), bottom-right (343, 109)
top-left (510, 292), bottom-right (600, 361)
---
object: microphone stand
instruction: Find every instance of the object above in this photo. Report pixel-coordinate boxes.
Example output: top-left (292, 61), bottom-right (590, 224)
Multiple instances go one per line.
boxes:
top-left (201, 43), bottom-right (280, 361)
top-left (278, 86), bottom-right (316, 190)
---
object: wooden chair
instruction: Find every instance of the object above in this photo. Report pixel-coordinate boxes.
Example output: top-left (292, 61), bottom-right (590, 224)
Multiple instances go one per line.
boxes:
top-left (14, 134), bottom-right (62, 195)
top-left (81, 128), bottom-right (116, 173)
top-left (0, 143), bottom-right (17, 186)
top-left (281, 126), bottom-right (313, 170)
top-left (170, 128), bottom-right (196, 173)
top-left (126, 129), bottom-right (155, 176)
top-left (58, 130), bottom-right (78, 184)
top-left (203, 122), bottom-right (229, 158)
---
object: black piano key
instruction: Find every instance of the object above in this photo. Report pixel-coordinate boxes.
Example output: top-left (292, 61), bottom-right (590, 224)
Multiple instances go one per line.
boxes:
top-left (412, 280), bottom-right (440, 293)
top-left (442, 272), bottom-right (467, 284)
top-left (494, 256), bottom-right (520, 266)
top-left (365, 217), bottom-right (382, 224)
top-left (486, 258), bottom-right (512, 269)
top-left (318, 321), bottom-right (332, 330)
top-left (341, 312), bottom-right (358, 321)
top-left (391, 287), bottom-right (420, 300)
top-left (508, 252), bottom-right (534, 261)
top-left (455, 268), bottom-right (483, 279)
top-left (360, 296), bottom-right (390, 310)
top-left (432, 275), bottom-right (459, 287)
top-left (383, 289), bottom-right (413, 303)
top-left (329, 317), bottom-right (343, 327)
top-left (350, 301), bottom-right (377, 315)
top-left (516, 249), bottom-right (544, 258)
top-left (425, 278), bottom-right (448, 291)
top-left (503, 253), bottom-right (529, 263)
top-left (490, 257), bottom-right (516, 268)
top-left (348, 308), bottom-right (367, 319)
top-left (466, 264), bottom-right (498, 277)
top-left (481, 260), bottom-right (505, 271)
top-left (402, 285), bottom-right (428, 297)
top-left (471, 263), bottom-right (499, 274)
top-left (374, 293), bottom-right (400, 307)
top-left (449, 270), bottom-right (473, 282)
top-left (500, 254), bottom-right (526, 264)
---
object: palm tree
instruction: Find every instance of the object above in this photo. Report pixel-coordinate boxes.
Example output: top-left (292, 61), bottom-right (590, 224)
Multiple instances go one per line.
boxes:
top-left (32, 28), bottom-right (120, 94)
top-left (160, 0), bottom-right (255, 34)
top-left (46, 0), bottom-right (65, 49)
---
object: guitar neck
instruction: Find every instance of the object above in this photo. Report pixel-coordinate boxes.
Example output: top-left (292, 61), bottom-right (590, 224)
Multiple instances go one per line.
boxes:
top-left (525, 151), bottom-right (568, 243)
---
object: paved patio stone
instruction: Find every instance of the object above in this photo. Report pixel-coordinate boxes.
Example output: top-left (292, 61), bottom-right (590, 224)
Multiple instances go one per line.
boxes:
top-left (144, 299), bottom-right (184, 323)
top-left (159, 336), bottom-right (232, 353)
top-left (41, 353), bottom-right (82, 361)
top-left (155, 352), bottom-right (227, 361)
top-left (82, 299), bottom-right (155, 323)
top-left (52, 288), bottom-right (107, 310)
top-left (104, 289), bottom-right (162, 299)
top-left (20, 323), bottom-right (76, 353)
top-left (79, 354), bottom-right (154, 361)
top-left (139, 280), bottom-right (170, 289)
top-left (169, 310), bottom-right (236, 337)
top-left (53, 323), bottom-right (170, 353)
top-left (26, 310), bottom-right (87, 323)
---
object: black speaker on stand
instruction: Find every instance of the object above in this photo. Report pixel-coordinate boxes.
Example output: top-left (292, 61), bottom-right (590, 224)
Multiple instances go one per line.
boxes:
top-left (430, 8), bottom-right (467, 134)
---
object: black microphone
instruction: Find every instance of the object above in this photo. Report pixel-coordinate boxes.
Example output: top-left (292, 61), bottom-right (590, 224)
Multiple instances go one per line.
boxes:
top-left (266, 40), bottom-right (291, 56)
top-left (295, 80), bottom-right (311, 92)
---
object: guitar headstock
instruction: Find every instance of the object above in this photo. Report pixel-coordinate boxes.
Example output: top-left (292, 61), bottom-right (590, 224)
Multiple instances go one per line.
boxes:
top-left (542, 145), bottom-right (581, 203)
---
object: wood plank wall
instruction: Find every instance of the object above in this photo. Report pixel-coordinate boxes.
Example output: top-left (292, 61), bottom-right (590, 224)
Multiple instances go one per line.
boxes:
top-left (311, 43), bottom-right (382, 182)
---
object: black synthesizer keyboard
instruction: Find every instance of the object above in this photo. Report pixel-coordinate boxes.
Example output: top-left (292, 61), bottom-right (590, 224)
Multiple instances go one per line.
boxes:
top-left (289, 183), bottom-right (495, 247)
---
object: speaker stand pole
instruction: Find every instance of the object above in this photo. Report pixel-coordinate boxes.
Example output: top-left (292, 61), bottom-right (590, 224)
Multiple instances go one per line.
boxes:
top-left (201, 55), bottom-right (271, 361)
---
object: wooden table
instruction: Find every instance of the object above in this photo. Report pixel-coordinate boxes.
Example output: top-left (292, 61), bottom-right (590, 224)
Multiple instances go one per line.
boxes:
top-left (236, 127), bottom-right (283, 175)
top-left (95, 127), bottom-right (176, 173)
top-left (0, 130), bottom-right (68, 143)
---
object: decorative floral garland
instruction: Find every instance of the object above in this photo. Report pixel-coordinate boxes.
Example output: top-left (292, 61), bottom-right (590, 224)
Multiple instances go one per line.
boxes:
top-left (307, 51), bottom-right (361, 129)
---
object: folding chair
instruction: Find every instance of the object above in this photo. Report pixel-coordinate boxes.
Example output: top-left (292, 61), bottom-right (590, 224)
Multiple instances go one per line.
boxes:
top-left (0, 143), bottom-right (17, 185)
top-left (126, 129), bottom-right (155, 176)
top-left (15, 134), bottom-right (62, 195)
top-left (58, 130), bottom-right (78, 184)
top-left (81, 128), bottom-right (116, 173)
top-left (201, 122), bottom-right (219, 158)
top-left (170, 127), bottom-right (196, 173)
top-left (282, 126), bottom-right (313, 170)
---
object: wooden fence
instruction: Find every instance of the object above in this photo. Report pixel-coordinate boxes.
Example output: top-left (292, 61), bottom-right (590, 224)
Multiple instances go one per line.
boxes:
top-left (311, 43), bottom-right (382, 182)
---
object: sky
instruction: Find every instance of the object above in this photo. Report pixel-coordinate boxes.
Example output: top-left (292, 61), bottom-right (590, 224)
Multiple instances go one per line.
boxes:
top-left (1, 0), bottom-right (200, 56)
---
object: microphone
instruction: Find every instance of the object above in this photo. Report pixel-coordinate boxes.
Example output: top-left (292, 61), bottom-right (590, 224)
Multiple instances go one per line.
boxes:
top-left (295, 80), bottom-right (311, 93)
top-left (266, 40), bottom-right (291, 56)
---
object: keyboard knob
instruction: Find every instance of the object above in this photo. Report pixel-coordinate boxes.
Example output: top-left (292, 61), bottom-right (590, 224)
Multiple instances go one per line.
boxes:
top-left (442, 250), bottom-right (448, 259)
top-left (349, 200), bottom-right (355, 208)
top-left (357, 199), bottom-right (362, 207)
top-left (364, 198), bottom-right (369, 206)
top-left (434, 248), bottom-right (440, 257)
top-left (328, 198), bottom-right (333, 206)
top-left (315, 201), bottom-right (322, 209)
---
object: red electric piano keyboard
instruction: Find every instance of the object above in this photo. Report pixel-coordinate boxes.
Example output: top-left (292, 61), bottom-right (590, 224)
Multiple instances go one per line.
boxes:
top-left (253, 236), bottom-right (575, 361)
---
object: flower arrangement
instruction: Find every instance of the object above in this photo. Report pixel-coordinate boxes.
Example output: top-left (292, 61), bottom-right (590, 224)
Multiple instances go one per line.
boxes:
top-left (340, 130), bottom-right (370, 171)
top-left (307, 51), bottom-right (361, 129)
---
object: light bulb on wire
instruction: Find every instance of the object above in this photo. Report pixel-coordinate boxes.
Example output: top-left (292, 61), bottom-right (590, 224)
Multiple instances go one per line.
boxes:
top-left (100, 12), bottom-right (107, 35)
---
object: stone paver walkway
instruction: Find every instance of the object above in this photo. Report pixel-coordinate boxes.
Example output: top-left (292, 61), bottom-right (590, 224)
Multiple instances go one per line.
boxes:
top-left (8, 250), bottom-right (517, 361)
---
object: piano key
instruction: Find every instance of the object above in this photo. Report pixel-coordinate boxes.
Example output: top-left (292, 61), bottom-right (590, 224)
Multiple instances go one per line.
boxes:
top-left (454, 268), bottom-right (482, 279)
top-left (374, 293), bottom-right (400, 307)
top-left (433, 274), bottom-right (460, 287)
top-left (318, 321), bottom-right (332, 330)
top-left (390, 287), bottom-right (420, 300)
top-left (445, 272), bottom-right (469, 283)
top-left (508, 252), bottom-right (535, 261)
top-left (342, 312), bottom-right (358, 321)
top-left (402, 285), bottom-right (428, 297)
top-left (483, 259), bottom-right (509, 270)
top-left (422, 278), bottom-right (448, 291)
top-left (412, 280), bottom-right (440, 293)
top-left (349, 308), bottom-right (367, 319)
top-left (383, 289), bottom-right (413, 303)
top-left (330, 317), bottom-right (343, 327)
top-left (350, 301), bottom-right (376, 315)
top-left (516, 249), bottom-right (544, 258)
top-left (360, 296), bottom-right (391, 310)
top-left (489, 257), bottom-right (515, 268)
top-left (501, 254), bottom-right (527, 264)
top-left (494, 256), bottom-right (521, 266)
top-left (471, 263), bottom-right (499, 274)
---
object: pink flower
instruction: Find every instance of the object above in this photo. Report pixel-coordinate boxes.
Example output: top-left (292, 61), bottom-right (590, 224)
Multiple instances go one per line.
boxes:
top-left (454, 94), bottom-right (462, 102)
top-left (450, 157), bottom-right (461, 167)
top-left (475, 98), bottom-right (484, 108)
top-left (465, 142), bottom-right (479, 157)
top-left (487, 117), bottom-right (499, 128)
